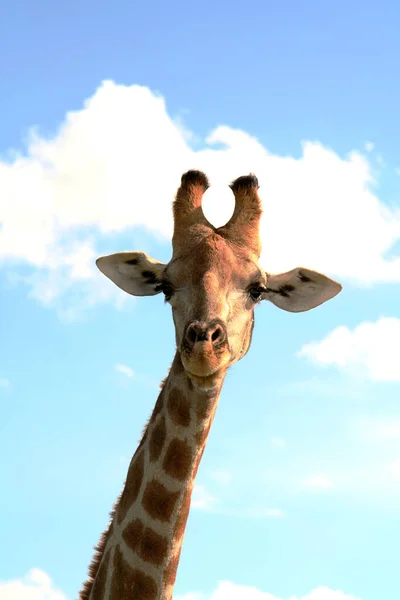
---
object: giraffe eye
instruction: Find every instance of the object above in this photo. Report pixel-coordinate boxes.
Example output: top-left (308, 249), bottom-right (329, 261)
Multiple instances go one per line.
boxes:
top-left (248, 285), bottom-right (266, 302)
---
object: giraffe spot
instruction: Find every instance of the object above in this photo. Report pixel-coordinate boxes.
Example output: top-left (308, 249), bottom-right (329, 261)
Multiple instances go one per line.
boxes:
top-left (279, 284), bottom-right (295, 296)
top-left (141, 270), bottom-right (157, 283)
top-left (89, 549), bottom-right (111, 600)
top-left (152, 390), bottom-right (165, 419)
top-left (167, 388), bottom-right (191, 427)
top-left (196, 397), bottom-right (214, 421)
top-left (149, 416), bottom-right (166, 462)
top-left (123, 518), bottom-right (169, 567)
top-left (111, 546), bottom-right (158, 600)
top-left (123, 518), bottom-right (144, 553)
top-left (162, 438), bottom-right (193, 481)
top-left (138, 424), bottom-right (149, 450)
top-left (266, 283), bottom-right (296, 297)
top-left (117, 450), bottom-right (144, 524)
top-left (299, 271), bottom-right (312, 283)
top-left (142, 479), bottom-right (179, 522)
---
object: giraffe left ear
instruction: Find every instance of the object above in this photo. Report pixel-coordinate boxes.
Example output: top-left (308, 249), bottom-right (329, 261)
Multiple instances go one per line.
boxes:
top-left (96, 251), bottom-right (166, 296)
top-left (262, 267), bottom-right (342, 313)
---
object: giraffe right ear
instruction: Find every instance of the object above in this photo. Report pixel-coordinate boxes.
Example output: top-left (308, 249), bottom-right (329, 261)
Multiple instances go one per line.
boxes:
top-left (96, 252), bottom-right (166, 296)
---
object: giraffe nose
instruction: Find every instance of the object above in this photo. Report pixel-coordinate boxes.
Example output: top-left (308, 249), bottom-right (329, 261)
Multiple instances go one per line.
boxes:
top-left (184, 320), bottom-right (227, 348)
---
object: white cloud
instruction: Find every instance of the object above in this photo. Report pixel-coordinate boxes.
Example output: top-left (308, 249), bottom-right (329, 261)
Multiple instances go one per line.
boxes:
top-left (177, 582), bottom-right (360, 600)
top-left (115, 363), bottom-right (135, 378)
top-left (364, 141), bottom-right (374, 152)
top-left (1, 80), bottom-right (400, 313)
top-left (298, 317), bottom-right (400, 382)
top-left (0, 377), bottom-right (11, 388)
top-left (0, 569), bottom-right (67, 600)
top-left (302, 474), bottom-right (333, 490)
top-left (299, 590), bottom-right (360, 600)
top-left (192, 484), bottom-right (217, 511)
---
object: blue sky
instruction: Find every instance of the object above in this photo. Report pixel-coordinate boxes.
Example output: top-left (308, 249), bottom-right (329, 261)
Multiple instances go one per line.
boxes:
top-left (1, 1), bottom-right (400, 599)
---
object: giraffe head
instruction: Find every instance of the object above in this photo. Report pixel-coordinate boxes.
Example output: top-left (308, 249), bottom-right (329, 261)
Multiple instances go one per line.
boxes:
top-left (97, 170), bottom-right (341, 388)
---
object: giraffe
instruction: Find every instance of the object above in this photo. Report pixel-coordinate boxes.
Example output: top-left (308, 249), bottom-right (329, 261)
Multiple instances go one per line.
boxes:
top-left (79, 170), bottom-right (342, 600)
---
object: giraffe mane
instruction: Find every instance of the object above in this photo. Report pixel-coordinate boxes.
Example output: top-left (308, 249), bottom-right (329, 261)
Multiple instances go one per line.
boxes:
top-left (78, 498), bottom-right (119, 600)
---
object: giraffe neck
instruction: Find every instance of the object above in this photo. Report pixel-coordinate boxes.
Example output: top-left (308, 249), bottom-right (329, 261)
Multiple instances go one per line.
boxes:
top-left (84, 352), bottom-right (224, 600)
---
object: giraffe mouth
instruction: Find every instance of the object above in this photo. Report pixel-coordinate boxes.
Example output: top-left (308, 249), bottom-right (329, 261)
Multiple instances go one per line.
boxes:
top-left (180, 341), bottom-right (231, 381)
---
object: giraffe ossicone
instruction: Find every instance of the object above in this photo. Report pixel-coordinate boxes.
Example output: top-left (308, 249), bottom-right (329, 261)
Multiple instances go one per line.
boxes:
top-left (80, 170), bottom-right (341, 600)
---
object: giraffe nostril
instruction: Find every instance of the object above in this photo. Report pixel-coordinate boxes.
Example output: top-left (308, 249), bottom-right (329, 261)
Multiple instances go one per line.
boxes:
top-left (184, 322), bottom-right (206, 346)
top-left (186, 325), bottom-right (199, 344)
top-left (184, 321), bottom-right (227, 349)
top-left (210, 324), bottom-right (226, 346)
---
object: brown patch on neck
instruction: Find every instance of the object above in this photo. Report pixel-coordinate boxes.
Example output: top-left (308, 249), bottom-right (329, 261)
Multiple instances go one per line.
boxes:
top-left (162, 438), bottom-right (193, 481)
top-left (197, 394), bottom-right (218, 421)
top-left (142, 479), bottom-right (180, 522)
top-left (117, 449), bottom-right (145, 524)
top-left (122, 519), bottom-right (169, 567)
top-left (160, 377), bottom-right (222, 591)
top-left (110, 546), bottom-right (158, 600)
top-left (167, 387), bottom-right (191, 426)
top-left (149, 415), bottom-right (166, 462)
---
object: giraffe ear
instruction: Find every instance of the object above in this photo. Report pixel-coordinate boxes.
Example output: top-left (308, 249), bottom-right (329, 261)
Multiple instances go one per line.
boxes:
top-left (96, 252), bottom-right (166, 296)
top-left (262, 267), bottom-right (342, 313)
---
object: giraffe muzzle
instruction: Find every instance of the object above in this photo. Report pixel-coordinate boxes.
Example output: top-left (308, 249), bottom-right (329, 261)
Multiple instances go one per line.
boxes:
top-left (180, 319), bottom-right (230, 379)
